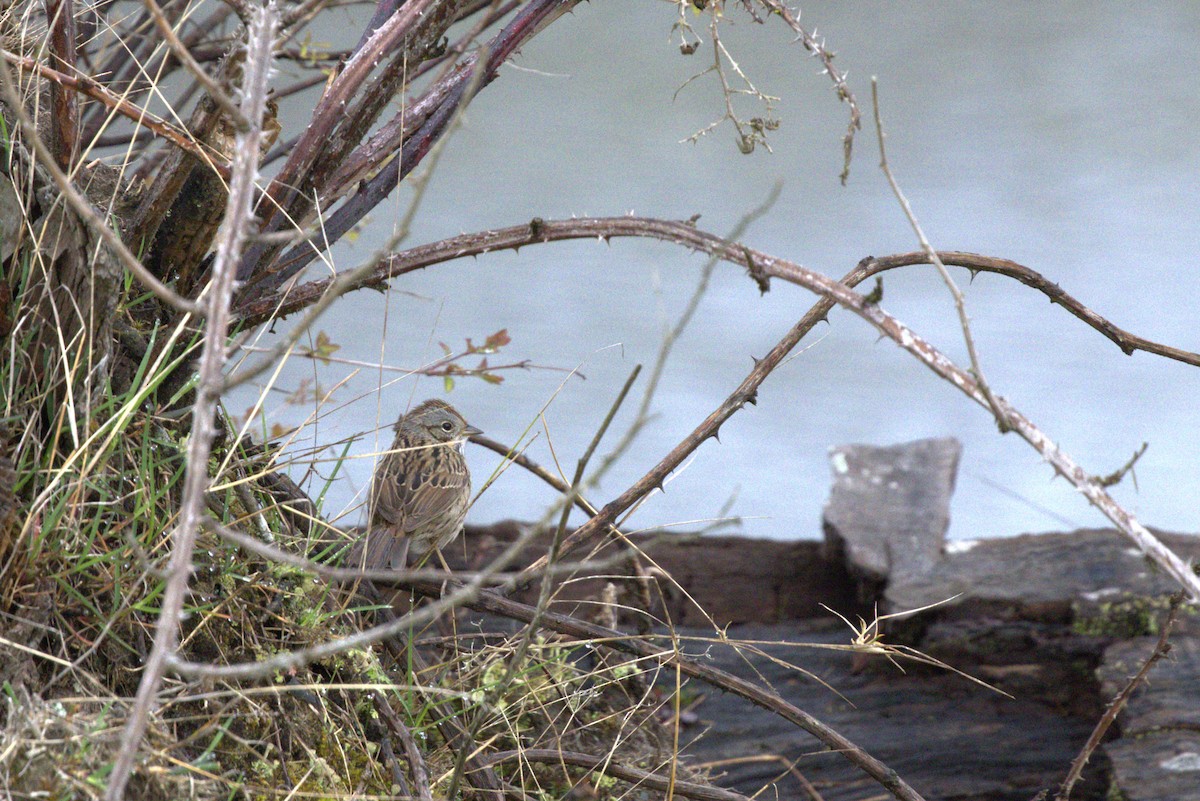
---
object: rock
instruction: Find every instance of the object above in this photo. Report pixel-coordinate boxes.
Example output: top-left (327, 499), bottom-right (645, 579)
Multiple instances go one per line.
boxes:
top-left (823, 437), bottom-right (960, 597)
top-left (886, 529), bottom-right (1200, 617)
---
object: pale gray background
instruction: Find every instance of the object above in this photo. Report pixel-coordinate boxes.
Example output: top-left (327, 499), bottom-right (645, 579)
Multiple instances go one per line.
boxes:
top-left (232, 2), bottom-right (1200, 542)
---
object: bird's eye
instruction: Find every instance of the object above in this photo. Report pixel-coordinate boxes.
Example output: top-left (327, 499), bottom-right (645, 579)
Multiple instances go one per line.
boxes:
top-left (441, 421), bottom-right (454, 432)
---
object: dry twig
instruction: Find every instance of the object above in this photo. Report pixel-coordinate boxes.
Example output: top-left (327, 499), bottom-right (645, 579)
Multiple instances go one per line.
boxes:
top-left (104, 7), bottom-right (279, 799)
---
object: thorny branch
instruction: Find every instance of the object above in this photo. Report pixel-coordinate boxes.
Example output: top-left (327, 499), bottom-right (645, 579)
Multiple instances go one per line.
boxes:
top-left (233, 219), bottom-right (1200, 371)
top-left (232, 214), bottom-right (1200, 602)
top-left (103, 7), bottom-right (279, 799)
top-left (758, 0), bottom-right (860, 183)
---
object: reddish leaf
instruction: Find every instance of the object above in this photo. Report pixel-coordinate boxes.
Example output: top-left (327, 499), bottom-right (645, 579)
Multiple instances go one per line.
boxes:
top-left (484, 328), bottom-right (511, 351)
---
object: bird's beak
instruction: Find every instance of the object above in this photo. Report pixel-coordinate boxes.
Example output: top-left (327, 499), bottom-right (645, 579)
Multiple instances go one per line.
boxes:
top-left (464, 424), bottom-right (483, 437)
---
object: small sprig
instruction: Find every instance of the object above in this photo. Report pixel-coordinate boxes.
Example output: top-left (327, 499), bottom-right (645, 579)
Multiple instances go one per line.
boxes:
top-left (821, 597), bottom-right (1013, 697)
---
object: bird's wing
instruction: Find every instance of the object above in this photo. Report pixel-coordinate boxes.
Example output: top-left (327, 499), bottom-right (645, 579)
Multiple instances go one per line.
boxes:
top-left (368, 447), bottom-right (469, 535)
top-left (397, 456), bottom-right (470, 535)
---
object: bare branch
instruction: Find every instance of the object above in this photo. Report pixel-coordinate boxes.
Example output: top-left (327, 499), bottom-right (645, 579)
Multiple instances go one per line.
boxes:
top-left (871, 78), bottom-right (1009, 431)
top-left (103, 6), bottom-right (279, 798)
top-left (0, 48), bottom-right (233, 178)
top-left (758, 0), bottom-right (860, 183)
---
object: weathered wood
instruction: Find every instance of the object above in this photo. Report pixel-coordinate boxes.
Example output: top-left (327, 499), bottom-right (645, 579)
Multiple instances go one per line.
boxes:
top-left (678, 623), bottom-right (1105, 801)
top-left (454, 522), bottom-right (868, 627)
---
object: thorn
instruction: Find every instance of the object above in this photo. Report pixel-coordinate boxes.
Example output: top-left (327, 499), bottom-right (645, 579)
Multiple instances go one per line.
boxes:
top-left (742, 245), bottom-right (770, 294)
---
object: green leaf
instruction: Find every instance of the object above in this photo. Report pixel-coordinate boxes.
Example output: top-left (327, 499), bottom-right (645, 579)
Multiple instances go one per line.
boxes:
top-left (312, 331), bottom-right (340, 363)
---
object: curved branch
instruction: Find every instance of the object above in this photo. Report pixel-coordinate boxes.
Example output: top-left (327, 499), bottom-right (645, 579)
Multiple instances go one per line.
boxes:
top-left (862, 252), bottom-right (1200, 366)
top-left (234, 216), bottom-right (1200, 370)
top-left (235, 213), bottom-right (1200, 602)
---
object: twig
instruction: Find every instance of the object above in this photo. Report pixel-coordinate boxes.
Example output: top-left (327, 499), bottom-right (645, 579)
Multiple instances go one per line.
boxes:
top-left (0, 48), bottom-right (233, 178)
top-left (103, 8), bottom-right (278, 799)
top-left (479, 748), bottom-right (751, 801)
top-left (142, 0), bottom-right (249, 131)
top-left (443, 365), bottom-right (642, 801)
top-left (1094, 442), bottom-right (1148, 489)
top-left (0, 52), bottom-right (202, 317)
top-left (1054, 593), bottom-right (1183, 801)
top-left (872, 78), bottom-right (1009, 431)
top-left (376, 698), bottom-right (434, 801)
top-left (757, 0), bottom-right (860, 183)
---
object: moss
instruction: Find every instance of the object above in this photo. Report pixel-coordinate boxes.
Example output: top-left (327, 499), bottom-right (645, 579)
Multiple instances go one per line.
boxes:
top-left (1071, 594), bottom-right (1184, 638)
